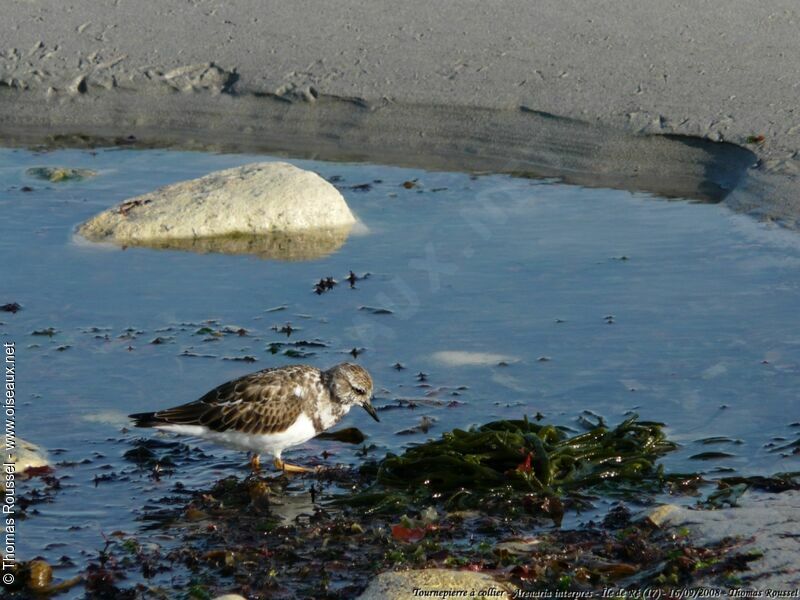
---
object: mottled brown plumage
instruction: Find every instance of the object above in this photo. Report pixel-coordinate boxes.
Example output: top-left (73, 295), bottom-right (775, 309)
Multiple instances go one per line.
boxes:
top-left (129, 363), bottom-right (377, 472)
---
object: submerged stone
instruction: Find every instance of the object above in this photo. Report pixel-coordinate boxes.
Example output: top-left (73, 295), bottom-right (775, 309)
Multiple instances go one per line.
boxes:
top-left (26, 167), bottom-right (96, 182)
top-left (77, 162), bottom-right (356, 259)
top-left (122, 229), bottom-right (353, 261)
top-left (431, 350), bottom-right (519, 367)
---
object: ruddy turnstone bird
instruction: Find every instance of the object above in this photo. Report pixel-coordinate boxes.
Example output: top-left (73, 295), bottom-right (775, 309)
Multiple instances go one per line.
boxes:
top-left (129, 363), bottom-right (378, 473)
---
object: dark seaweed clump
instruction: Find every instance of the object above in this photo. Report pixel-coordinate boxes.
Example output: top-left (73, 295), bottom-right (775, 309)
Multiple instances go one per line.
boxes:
top-left (339, 415), bottom-right (677, 518)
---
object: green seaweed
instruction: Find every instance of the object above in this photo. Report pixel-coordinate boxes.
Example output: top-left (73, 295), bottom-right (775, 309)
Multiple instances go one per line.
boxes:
top-left (335, 415), bottom-right (677, 514)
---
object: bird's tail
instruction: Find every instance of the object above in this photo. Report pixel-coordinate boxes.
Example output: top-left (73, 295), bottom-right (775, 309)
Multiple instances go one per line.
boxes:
top-left (128, 411), bottom-right (164, 428)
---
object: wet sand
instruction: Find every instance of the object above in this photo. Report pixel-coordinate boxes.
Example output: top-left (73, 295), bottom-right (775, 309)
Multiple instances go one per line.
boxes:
top-left (1, 1), bottom-right (798, 221)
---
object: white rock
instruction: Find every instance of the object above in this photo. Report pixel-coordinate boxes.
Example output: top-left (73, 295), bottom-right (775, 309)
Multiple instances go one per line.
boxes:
top-left (8, 438), bottom-right (49, 474)
top-left (78, 162), bottom-right (356, 259)
top-left (643, 503), bottom-right (681, 527)
top-left (1, 439), bottom-right (49, 491)
top-left (357, 569), bottom-right (514, 600)
top-left (212, 595), bottom-right (248, 600)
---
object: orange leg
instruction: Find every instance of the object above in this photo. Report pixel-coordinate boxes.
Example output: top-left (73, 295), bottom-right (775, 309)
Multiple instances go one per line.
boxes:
top-left (273, 457), bottom-right (315, 474)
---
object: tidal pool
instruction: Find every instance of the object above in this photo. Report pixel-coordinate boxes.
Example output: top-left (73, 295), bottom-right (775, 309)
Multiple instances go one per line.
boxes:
top-left (1, 147), bottom-right (798, 591)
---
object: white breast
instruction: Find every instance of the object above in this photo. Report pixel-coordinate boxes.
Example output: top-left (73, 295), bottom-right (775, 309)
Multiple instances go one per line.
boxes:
top-left (318, 402), bottom-right (352, 430)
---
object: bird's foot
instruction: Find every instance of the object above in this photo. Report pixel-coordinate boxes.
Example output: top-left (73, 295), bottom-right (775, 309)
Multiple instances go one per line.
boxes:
top-left (273, 457), bottom-right (319, 474)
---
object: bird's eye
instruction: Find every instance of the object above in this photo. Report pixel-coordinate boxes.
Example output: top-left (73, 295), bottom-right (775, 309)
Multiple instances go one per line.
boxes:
top-left (353, 387), bottom-right (366, 395)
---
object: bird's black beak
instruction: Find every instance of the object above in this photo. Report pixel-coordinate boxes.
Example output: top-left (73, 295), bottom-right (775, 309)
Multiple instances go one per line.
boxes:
top-left (363, 400), bottom-right (380, 422)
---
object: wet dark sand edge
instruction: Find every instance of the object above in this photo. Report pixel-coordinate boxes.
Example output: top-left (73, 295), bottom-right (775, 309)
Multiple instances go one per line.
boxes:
top-left (0, 89), bottom-right (766, 211)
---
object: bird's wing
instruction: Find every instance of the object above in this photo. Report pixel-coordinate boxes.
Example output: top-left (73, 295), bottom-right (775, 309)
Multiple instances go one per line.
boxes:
top-left (152, 368), bottom-right (307, 434)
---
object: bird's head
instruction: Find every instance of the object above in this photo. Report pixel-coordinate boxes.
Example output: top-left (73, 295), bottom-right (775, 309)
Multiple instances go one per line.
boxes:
top-left (326, 363), bottom-right (379, 421)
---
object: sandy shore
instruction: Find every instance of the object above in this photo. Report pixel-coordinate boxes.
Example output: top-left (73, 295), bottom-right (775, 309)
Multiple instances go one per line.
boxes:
top-left (1, 1), bottom-right (798, 219)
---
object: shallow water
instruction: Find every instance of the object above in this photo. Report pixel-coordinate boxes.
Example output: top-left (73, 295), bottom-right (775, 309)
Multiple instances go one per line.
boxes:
top-left (1, 147), bottom-right (799, 586)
